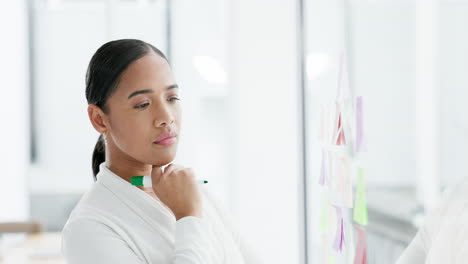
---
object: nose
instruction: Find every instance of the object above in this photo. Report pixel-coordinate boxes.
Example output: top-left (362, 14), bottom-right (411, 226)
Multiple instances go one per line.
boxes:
top-left (153, 103), bottom-right (175, 127)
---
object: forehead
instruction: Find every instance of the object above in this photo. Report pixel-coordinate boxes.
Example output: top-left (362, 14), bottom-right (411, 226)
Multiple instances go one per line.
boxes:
top-left (114, 52), bottom-right (175, 98)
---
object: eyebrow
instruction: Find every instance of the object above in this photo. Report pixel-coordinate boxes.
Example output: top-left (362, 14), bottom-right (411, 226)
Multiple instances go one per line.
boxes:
top-left (127, 84), bottom-right (179, 100)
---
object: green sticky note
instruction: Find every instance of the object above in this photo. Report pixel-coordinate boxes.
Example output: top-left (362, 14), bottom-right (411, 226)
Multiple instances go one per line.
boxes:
top-left (353, 168), bottom-right (368, 226)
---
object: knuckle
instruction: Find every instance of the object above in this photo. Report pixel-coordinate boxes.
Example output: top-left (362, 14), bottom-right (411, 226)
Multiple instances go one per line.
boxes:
top-left (185, 168), bottom-right (195, 178)
top-left (182, 168), bottom-right (192, 175)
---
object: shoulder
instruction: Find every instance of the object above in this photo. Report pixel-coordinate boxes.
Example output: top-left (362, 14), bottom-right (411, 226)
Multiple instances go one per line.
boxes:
top-left (62, 200), bottom-right (121, 244)
top-left (61, 216), bottom-right (145, 264)
top-left (61, 216), bottom-right (119, 258)
top-left (66, 182), bottom-right (126, 223)
top-left (62, 183), bottom-right (129, 244)
top-left (62, 216), bottom-right (114, 240)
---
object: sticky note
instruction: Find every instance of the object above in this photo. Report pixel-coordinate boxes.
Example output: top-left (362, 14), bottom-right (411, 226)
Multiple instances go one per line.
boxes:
top-left (334, 102), bottom-right (347, 146)
top-left (330, 154), bottom-right (353, 208)
top-left (333, 205), bottom-right (345, 252)
top-left (354, 225), bottom-right (368, 264)
top-left (353, 168), bottom-right (368, 226)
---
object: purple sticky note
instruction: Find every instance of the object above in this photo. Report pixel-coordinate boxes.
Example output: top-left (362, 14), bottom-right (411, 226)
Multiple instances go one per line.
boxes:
top-left (333, 205), bottom-right (345, 252)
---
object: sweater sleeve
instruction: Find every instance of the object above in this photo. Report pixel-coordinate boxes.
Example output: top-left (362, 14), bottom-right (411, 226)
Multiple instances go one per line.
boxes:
top-left (396, 183), bottom-right (458, 264)
top-left (395, 229), bottom-right (427, 264)
top-left (172, 215), bottom-right (213, 263)
top-left (395, 203), bottom-right (446, 264)
top-left (201, 188), bottom-right (265, 264)
top-left (62, 216), bottom-right (213, 264)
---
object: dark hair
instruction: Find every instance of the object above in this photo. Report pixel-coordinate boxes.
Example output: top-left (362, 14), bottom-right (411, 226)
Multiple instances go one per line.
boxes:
top-left (85, 39), bottom-right (169, 181)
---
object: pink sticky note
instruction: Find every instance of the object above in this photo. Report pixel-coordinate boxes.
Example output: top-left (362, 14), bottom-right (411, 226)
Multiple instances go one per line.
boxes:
top-left (331, 155), bottom-right (353, 208)
top-left (356, 96), bottom-right (366, 152)
top-left (333, 205), bottom-right (345, 252)
top-left (354, 225), bottom-right (368, 264)
top-left (336, 113), bottom-right (346, 145)
top-left (334, 102), bottom-right (347, 146)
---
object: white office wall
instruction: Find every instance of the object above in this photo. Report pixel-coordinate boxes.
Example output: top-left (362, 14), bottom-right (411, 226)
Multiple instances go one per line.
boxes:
top-left (438, 3), bottom-right (468, 189)
top-left (344, 3), bottom-right (418, 188)
top-left (0, 1), bottom-right (30, 221)
top-left (346, 1), bottom-right (468, 191)
top-left (228, 0), bottom-right (303, 263)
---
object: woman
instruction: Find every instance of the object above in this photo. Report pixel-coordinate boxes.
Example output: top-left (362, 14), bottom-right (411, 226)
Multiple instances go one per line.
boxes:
top-left (61, 39), bottom-right (261, 264)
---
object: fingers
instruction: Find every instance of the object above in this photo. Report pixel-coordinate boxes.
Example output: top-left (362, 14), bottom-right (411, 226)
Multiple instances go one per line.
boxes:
top-left (162, 163), bottom-right (184, 178)
top-left (152, 163), bottom-right (185, 186)
top-left (151, 165), bottom-right (164, 185)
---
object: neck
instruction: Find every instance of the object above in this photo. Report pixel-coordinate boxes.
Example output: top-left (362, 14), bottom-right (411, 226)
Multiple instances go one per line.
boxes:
top-left (104, 141), bottom-right (152, 184)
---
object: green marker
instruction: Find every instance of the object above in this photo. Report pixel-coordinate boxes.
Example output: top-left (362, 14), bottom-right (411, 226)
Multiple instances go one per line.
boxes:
top-left (131, 175), bottom-right (208, 187)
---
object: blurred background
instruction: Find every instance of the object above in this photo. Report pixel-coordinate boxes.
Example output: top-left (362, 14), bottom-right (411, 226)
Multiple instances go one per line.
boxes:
top-left (1, 0), bottom-right (467, 263)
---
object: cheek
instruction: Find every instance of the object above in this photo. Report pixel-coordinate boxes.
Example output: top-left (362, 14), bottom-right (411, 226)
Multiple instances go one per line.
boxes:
top-left (175, 107), bottom-right (182, 124)
top-left (111, 117), bottom-right (150, 151)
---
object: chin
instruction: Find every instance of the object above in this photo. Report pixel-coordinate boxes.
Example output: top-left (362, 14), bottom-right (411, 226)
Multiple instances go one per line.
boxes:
top-left (141, 144), bottom-right (178, 165)
top-left (150, 154), bottom-right (176, 167)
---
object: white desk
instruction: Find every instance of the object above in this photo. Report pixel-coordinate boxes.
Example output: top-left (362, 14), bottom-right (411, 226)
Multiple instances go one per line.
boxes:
top-left (0, 232), bottom-right (64, 264)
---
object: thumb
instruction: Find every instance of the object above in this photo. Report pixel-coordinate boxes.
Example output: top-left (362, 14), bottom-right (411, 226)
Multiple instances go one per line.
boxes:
top-left (151, 165), bottom-right (164, 185)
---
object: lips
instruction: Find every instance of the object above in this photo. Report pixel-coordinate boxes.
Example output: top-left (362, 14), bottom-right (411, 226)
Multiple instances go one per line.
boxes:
top-left (153, 131), bottom-right (177, 143)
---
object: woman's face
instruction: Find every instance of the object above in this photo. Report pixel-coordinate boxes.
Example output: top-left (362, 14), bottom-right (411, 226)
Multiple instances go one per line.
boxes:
top-left (101, 51), bottom-right (182, 167)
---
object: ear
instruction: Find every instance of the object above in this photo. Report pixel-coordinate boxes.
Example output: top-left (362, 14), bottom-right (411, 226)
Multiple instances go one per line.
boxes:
top-left (88, 104), bottom-right (109, 134)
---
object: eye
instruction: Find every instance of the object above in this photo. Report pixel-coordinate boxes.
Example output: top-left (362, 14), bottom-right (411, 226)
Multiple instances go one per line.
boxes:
top-left (169, 97), bottom-right (181, 103)
top-left (134, 103), bottom-right (149, 109)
